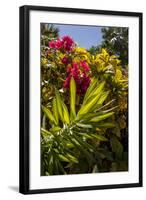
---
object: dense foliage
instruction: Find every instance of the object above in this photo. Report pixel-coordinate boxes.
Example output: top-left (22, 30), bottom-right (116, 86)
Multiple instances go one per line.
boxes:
top-left (41, 25), bottom-right (128, 175)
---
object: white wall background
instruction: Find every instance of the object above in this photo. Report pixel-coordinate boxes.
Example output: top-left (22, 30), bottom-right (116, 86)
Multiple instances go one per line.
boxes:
top-left (0, 0), bottom-right (145, 199)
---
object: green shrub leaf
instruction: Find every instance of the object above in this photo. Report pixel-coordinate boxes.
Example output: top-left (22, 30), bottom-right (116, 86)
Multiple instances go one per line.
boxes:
top-left (70, 77), bottom-right (76, 120)
top-left (42, 105), bottom-right (57, 125)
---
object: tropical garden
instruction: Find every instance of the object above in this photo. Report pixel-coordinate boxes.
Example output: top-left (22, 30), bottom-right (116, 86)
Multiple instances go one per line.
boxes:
top-left (41, 24), bottom-right (128, 176)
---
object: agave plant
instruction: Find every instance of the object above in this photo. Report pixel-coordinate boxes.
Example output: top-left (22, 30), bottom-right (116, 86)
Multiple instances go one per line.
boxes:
top-left (41, 77), bottom-right (117, 175)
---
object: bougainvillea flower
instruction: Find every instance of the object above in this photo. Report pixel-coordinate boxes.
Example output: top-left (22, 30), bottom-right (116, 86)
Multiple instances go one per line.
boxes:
top-left (49, 40), bottom-right (56, 48)
top-left (63, 61), bottom-right (91, 94)
top-left (49, 36), bottom-right (75, 52)
top-left (55, 39), bottom-right (63, 49)
top-left (62, 36), bottom-right (74, 52)
top-left (63, 76), bottom-right (71, 88)
top-left (80, 60), bottom-right (90, 72)
top-left (62, 56), bottom-right (69, 65)
top-left (67, 65), bottom-right (72, 73)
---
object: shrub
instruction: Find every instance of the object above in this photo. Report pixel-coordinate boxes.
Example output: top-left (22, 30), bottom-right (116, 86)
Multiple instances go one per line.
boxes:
top-left (41, 34), bottom-right (128, 175)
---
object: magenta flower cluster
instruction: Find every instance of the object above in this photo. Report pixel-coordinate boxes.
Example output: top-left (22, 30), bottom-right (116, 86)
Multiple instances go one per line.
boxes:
top-left (49, 36), bottom-right (75, 52)
top-left (63, 61), bottom-right (91, 94)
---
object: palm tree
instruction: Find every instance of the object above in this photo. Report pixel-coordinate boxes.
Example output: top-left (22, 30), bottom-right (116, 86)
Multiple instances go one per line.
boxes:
top-left (41, 23), bottom-right (59, 38)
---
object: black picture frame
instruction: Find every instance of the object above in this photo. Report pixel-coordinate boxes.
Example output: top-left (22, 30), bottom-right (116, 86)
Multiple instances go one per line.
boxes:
top-left (19, 5), bottom-right (143, 194)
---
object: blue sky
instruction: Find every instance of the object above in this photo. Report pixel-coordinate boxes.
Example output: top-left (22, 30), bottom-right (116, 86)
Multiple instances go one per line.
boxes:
top-left (53, 24), bottom-right (103, 49)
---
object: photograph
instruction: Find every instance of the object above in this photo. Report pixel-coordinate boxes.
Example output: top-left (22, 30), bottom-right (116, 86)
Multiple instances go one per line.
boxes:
top-left (40, 23), bottom-right (129, 176)
top-left (19, 6), bottom-right (142, 193)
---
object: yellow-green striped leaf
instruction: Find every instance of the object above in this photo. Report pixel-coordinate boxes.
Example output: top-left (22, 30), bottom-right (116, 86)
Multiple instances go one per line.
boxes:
top-left (70, 77), bottom-right (76, 120)
top-left (96, 122), bottom-right (115, 128)
top-left (66, 153), bottom-right (78, 163)
top-left (90, 112), bottom-right (114, 122)
top-left (42, 105), bottom-right (56, 125)
top-left (91, 81), bottom-right (105, 98)
top-left (41, 128), bottom-right (52, 137)
top-left (52, 98), bottom-right (59, 125)
top-left (55, 90), bottom-right (64, 122)
top-left (97, 91), bottom-right (109, 105)
top-left (77, 92), bottom-right (101, 116)
top-left (62, 102), bottom-right (70, 124)
top-left (83, 81), bottom-right (105, 105)
top-left (83, 79), bottom-right (98, 103)
top-left (90, 133), bottom-right (108, 141)
top-left (50, 126), bottom-right (61, 133)
top-left (58, 154), bottom-right (70, 162)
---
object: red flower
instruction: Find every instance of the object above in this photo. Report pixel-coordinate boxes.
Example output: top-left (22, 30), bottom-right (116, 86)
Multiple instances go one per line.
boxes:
top-left (63, 61), bottom-right (91, 94)
top-left (67, 65), bottom-right (72, 73)
top-left (48, 36), bottom-right (75, 52)
top-left (55, 39), bottom-right (63, 49)
top-left (80, 61), bottom-right (90, 72)
top-left (62, 36), bottom-right (74, 52)
top-left (49, 40), bottom-right (56, 48)
top-left (63, 76), bottom-right (71, 88)
top-left (62, 56), bottom-right (69, 65)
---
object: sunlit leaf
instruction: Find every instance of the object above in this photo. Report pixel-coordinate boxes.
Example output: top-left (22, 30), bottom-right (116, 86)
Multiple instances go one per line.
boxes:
top-left (41, 128), bottom-right (52, 137)
top-left (90, 133), bottom-right (108, 141)
top-left (42, 105), bottom-right (57, 125)
top-left (62, 102), bottom-right (70, 124)
top-left (55, 90), bottom-right (64, 122)
top-left (52, 98), bottom-right (59, 125)
top-left (90, 112), bottom-right (114, 122)
top-left (50, 126), bottom-right (61, 133)
top-left (83, 79), bottom-right (98, 103)
top-left (58, 154), bottom-right (70, 162)
top-left (70, 77), bottom-right (76, 120)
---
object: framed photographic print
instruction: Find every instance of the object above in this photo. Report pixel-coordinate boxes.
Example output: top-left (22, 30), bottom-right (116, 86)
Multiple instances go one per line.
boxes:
top-left (19, 5), bottom-right (143, 194)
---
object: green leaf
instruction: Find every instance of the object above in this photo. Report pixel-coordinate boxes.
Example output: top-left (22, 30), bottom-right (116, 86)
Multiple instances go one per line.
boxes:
top-left (50, 126), bottom-right (61, 133)
top-left (52, 98), bottom-right (59, 125)
top-left (53, 154), bottom-right (59, 175)
top-left (91, 91), bottom-right (110, 112)
top-left (77, 131), bottom-right (108, 142)
top-left (78, 93), bottom-right (101, 116)
top-left (62, 102), bottom-right (70, 124)
top-left (70, 77), bottom-right (76, 120)
top-left (75, 112), bottom-right (99, 122)
top-left (83, 79), bottom-right (98, 103)
top-left (90, 112), bottom-right (114, 122)
top-left (66, 153), bottom-right (78, 163)
top-left (55, 90), bottom-right (64, 122)
top-left (78, 81), bottom-right (107, 116)
top-left (91, 81), bottom-right (105, 98)
top-left (64, 134), bottom-right (93, 165)
top-left (48, 154), bottom-right (54, 175)
top-left (76, 123), bottom-right (94, 129)
top-left (41, 128), bottom-right (52, 137)
top-left (90, 133), bottom-right (108, 141)
top-left (55, 157), bottom-right (67, 174)
top-left (96, 91), bottom-right (109, 105)
top-left (42, 105), bottom-right (57, 125)
top-left (110, 135), bottom-right (123, 159)
top-left (96, 122), bottom-right (115, 128)
top-left (83, 81), bottom-right (105, 105)
top-left (58, 154), bottom-right (70, 162)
